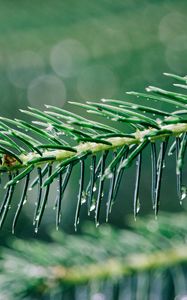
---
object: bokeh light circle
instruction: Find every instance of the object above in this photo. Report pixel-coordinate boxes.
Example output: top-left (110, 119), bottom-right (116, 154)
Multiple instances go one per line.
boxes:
top-left (27, 74), bottom-right (66, 108)
top-left (165, 35), bottom-right (187, 74)
top-left (159, 12), bottom-right (186, 44)
top-left (50, 39), bottom-right (89, 78)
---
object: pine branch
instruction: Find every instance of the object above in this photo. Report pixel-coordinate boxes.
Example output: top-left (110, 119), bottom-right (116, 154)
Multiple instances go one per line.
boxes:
top-left (0, 72), bottom-right (187, 231)
top-left (1, 213), bottom-right (187, 299)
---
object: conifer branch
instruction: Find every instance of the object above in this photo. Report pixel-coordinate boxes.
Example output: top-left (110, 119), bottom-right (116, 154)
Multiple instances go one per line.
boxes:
top-left (0, 72), bottom-right (187, 230)
top-left (1, 213), bottom-right (187, 299)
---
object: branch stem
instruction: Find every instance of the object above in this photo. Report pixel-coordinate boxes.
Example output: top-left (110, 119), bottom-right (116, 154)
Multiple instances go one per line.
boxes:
top-left (50, 244), bottom-right (187, 284)
top-left (1, 122), bottom-right (187, 171)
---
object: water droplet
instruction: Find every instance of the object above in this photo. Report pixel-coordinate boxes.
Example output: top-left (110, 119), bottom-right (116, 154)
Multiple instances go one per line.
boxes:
top-left (46, 124), bottom-right (54, 132)
top-left (35, 214), bottom-right (40, 221)
top-left (81, 191), bottom-right (87, 204)
top-left (136, 198), bottom-right (140, 214)
top-left (90, 203), bottom-right (96, 211)
top-left (81, 197), bottom-right (86, 205)
top-left (28, 187), bottom-right (32, 191)
top-left (34, 227), bottom-right (38, 234)
top-left (146, 87), bottom-right (151, 92)
top-left (93, 185), bottom-right (97, 192)
top-left (107, 173), bottom-right (113, 179)
top-left (181, 186), bottom-right (187, 202)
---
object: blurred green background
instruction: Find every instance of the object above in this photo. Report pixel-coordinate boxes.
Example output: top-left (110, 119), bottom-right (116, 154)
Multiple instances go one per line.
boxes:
top-left (0, 0), bottom-right (187, 240)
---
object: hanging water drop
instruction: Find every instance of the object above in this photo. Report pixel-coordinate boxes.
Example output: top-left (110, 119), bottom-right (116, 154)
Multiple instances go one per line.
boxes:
top-left (107, 172), bottom-right (113, 179)
top-left (136, 198), bottom-right (140, 214)
top-left (80, 191), bottom-right (87, 205)
top-left (90, 203), bottom-right (96, 212)
top-left (35, 214), bottom-right (40, 221)
top-left (181, 186), bottom-right (187, 202)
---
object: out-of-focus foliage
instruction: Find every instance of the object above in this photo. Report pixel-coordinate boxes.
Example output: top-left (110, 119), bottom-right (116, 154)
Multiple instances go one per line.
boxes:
top-left (1, 213), bottom-right (187, 299)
